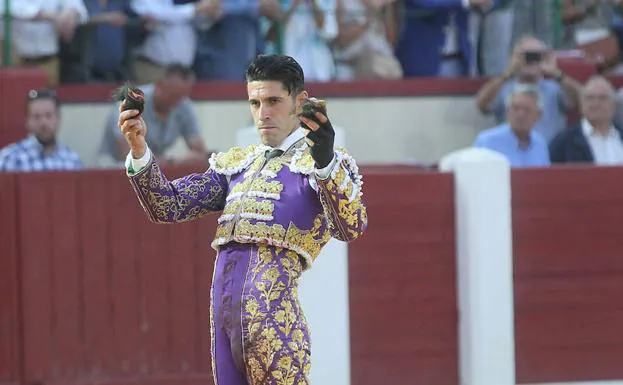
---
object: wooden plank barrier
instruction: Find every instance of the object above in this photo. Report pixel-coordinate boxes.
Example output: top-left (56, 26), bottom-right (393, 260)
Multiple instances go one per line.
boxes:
top-left (1, 165), bottom-right (623, 385)
top-left (512, 166), bottom-right (623, 383)
top-left (0, 174), bottom-right (22, 385)
top-left (14, 169), bottom-right (217, 385)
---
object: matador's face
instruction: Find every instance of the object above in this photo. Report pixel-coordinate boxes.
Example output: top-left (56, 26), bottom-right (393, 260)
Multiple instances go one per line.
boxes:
top-left (247, 80), bottom-right (307, 148)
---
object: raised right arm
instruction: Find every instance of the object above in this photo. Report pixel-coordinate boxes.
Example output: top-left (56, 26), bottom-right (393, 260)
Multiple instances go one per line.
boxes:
top-left (126, 148), bottom-right (228, 224)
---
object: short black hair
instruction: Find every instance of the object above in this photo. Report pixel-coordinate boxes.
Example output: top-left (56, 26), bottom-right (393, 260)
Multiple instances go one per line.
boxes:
top-left (26, 88), bottom-right (60, 113)
top-left (245, 54), bottom-right (304, 95)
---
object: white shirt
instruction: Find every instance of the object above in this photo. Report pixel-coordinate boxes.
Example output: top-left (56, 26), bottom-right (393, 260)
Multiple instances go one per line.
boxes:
top-left (279, 0), bottom-right (338, 81)
top-left (7, 0), bottom-right (88, 58)
top-left (130, 0), bottom-right (198, 67)
top-left (0, 0), bottom-right (44, 19)
top-left (581, 118), bottom-right (623, 165)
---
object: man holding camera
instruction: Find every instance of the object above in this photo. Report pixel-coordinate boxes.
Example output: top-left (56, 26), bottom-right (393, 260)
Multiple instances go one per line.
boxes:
top-left (475, 35), bottom-right (582, 143)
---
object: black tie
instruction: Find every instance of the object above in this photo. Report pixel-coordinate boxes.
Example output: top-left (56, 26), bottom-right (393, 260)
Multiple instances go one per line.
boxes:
top-left (265, 149), bottom-right (284, 160)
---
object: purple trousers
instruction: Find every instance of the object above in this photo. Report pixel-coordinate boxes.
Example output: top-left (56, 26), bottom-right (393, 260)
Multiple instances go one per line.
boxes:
top-left (211, 242), bottom-right (312, 384)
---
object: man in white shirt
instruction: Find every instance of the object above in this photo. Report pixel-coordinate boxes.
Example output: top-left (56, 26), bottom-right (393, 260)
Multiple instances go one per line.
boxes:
top-left (550, 76), bottom-right (623, 165)
top-left (129, 0), bottom-right (221, 85)
top-left (2, 0), bottom-right (89, 85)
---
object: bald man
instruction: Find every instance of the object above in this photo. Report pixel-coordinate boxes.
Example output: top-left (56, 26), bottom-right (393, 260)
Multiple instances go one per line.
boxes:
top-left (550, 75), bottom-right (623, 165)
top-left (475, 35), bottom-right (583, 143)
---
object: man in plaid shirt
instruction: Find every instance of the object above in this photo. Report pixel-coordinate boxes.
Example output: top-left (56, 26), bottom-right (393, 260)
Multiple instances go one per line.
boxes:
top-left (0, 89), bottom-right (82, 172)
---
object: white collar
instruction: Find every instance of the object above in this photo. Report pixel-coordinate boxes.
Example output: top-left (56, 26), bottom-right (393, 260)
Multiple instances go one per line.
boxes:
top-left (274, 127), bottom-right (305, 152)
top-left (581, 118), bottom-right (617, 138)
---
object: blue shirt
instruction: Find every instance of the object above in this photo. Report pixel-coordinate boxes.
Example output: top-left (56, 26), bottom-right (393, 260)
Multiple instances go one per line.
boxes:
top-left (490, 79), bottom-right (570, 143)
top-left (474, 124), bottom-right (551, 167)
top-left (0, 135), bottom-right (83, 172)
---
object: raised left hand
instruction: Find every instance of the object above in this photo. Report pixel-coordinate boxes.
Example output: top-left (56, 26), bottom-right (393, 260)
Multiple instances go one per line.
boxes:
top-left (299, 98), bottom-right (335, 169)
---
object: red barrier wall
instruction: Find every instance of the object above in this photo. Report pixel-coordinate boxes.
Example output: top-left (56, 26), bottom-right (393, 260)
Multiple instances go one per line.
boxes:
top-left (0, 174), bottom-right (21, 385)
top-left (13, 170), bottom-right (217, 385)
top-left (348, 171), bottom-right (458, 385)
top-left (512, 166), bottom-right (623, 384)
top-left (2, 166), bottom-right (623, 385)
top-left (1, 167), bottom-right (458, 385)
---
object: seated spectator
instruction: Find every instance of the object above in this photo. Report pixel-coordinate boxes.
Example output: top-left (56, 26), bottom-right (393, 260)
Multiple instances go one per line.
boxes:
top-left (98, 64), bottom-right (210, 167)
top-left (8, 0), bottom-right (89, 85)
top-left (0, 89), bottom-right (82, 172)
top-left (550, 76), bottom-right (623, 165)
top-left (474, 87), bottom-right (550, 167)
top-left (475, 35), bottom-right (582, 143)
top-left (130, 0), bottom-right (220, 85)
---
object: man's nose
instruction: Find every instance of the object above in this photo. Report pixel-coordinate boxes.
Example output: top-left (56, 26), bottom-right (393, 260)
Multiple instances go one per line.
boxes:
top-left (259, 105), bottom-right (271, 120)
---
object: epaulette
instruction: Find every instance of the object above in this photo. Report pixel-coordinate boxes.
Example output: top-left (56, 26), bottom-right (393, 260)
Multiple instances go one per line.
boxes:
top-left (208, 144), bottom-right (266, 175)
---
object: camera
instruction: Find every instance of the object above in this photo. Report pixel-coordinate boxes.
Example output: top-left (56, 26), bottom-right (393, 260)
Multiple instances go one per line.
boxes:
top-left (524, 51), bottom-right (543, 64)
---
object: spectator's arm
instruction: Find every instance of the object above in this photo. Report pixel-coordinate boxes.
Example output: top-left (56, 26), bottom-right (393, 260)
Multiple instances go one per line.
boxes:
top-left (560, 0), bottom-right (596, 24)
top-left (475, 73), bottom-right (510, 114)
top-left (333, 0), bottom-right (370, 48)
top-left (60, 0), bottom-right (89, 23)
top-left (130, 0), bottom-right (197, 23)
top-left (312, 0), bottom-right (338, 41)
top-left (382, 2), bottom-right (399, 46)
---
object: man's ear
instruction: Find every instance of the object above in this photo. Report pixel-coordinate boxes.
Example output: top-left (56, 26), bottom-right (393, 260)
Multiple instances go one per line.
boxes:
top-left (295, 90), bottom-right (309, 114)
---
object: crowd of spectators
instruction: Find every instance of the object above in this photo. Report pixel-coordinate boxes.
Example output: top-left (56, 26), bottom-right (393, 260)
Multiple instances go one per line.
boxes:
top-left (4, 0), bottom-right (623, 171)
top-left (2, 0), bottom-right (623, 85)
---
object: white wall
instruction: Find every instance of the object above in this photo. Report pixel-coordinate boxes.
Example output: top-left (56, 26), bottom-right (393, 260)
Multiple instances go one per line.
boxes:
top-left (58, 96), bottom-right (496, 168)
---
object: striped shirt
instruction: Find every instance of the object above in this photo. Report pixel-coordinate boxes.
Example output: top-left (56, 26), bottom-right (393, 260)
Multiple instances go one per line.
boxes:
top-left (0, 135), bottom-right (83, 172)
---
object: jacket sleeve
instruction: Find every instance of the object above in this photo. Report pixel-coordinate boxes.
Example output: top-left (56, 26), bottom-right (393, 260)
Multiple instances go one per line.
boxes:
top-left (127, 154), bottom-right (228, 224)
top-left (315, 148), bottom-right (368, 242)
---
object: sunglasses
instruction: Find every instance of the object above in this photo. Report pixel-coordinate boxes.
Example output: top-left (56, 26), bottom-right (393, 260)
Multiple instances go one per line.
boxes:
top-left (27, 89), bottom-right (57, 100)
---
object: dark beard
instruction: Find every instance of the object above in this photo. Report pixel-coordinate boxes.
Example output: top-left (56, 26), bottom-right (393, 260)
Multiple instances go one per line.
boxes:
top-left (35, 134), bottom-right (57, 149)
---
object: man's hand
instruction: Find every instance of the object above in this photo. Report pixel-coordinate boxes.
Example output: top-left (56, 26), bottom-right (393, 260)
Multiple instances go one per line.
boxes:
top-left (195, 0), bottom-right (222, 19)
top-left (503, 47), bottom-right (525, 78)
top-left (118, 102), bottom-right (148, 159)
top-left (299, 98), bottom-right (335, 169)
top-left (102, 11), bottom-right (128, 27)
top-left (540, 50), bottom-right (562, 78)
top-left (54, 9), bottom-right (80, 42)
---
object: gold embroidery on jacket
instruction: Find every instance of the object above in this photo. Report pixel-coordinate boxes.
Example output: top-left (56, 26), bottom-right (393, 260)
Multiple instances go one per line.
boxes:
top-left (243, 246), bottom-right (311, 384)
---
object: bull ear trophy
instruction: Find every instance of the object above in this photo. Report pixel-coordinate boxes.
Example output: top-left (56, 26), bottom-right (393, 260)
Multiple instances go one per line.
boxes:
top-left (112, 83), bottom-right (146, 115)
